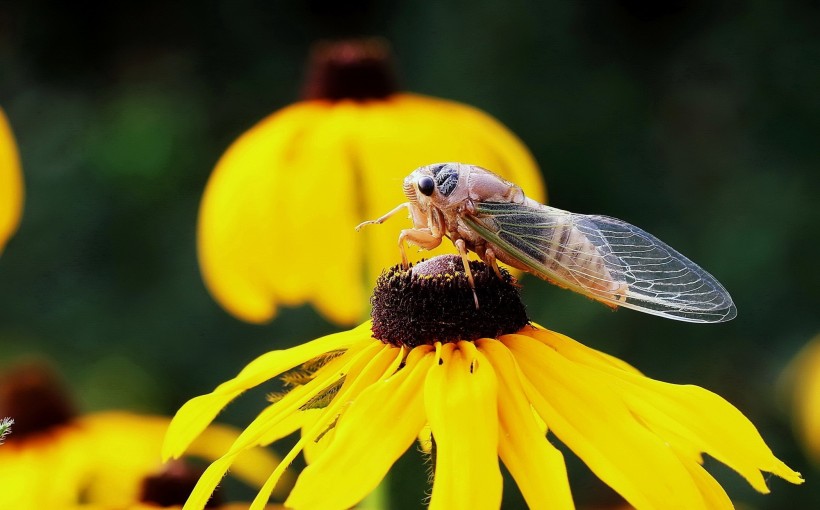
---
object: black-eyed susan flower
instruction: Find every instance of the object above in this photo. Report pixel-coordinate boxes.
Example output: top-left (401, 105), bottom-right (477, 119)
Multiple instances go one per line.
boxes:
top-left (164, 255), bottom-right (802, 510)
top-left (0, 107), bottom-right (24, 256)
top-left (199, 38), bottom-right (544, 325)
top-left (0, 362), bottom-right (287, 509)
top-left (70, 460), bottom-right (286, 510)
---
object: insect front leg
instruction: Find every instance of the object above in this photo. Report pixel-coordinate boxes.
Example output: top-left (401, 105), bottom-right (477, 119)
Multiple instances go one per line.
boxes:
top-left (355, 203), bottom-right (409, 231)
top-left (453, 238), bottom-right (480, 309)
top-left (398, 228), bottom-right (443, 269)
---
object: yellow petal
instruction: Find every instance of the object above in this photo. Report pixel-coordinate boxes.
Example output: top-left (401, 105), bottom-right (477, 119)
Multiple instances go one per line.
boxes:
top-left (605, 367), bottom-right (802, 491)
top-left (79, 412), bottom-right (171, 505)
top-left (478, 339), bottom-right (574, 509)
top-left (0, 425), bottom-right (91, 509)
top-left (0, 107), bottom-right (23, 255)
top-left (183, 455), bottom-right (237, 510)
top-left (425, 342), bottom-right (502, 510)
top-left (250, 342), bottom-right (406, 510)
top-left (504, 333), bottom-right (707, 510)
top-left (185, 412), bottom-right (308, 510)
top-left (528, 327), bottom-right (802, 490)
top-left (190, 422), bottom-right (289, 492)
top-left (225, 340), bottom-right (380, 457)
top-left (163, 326), bottom-right (366, 460)
top-left (198, 102), bottom-right (327, 323)
top-left (286, 345), bottom-right (434, 509)
top-left (267, 102), bottom-right (365, 324)
top-left (299, 409), bottom-right (330, 465)
top-left (182, 340), bottom-right (381, 509)
top-left (188, 341), bottom-right (399, 510)
top-left (526, 325), bottom-right (643, 376)
top-left (672, 445), bottom-right (733, 510)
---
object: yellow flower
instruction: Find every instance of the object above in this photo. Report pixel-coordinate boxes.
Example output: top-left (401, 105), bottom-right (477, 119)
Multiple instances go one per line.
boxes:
top-left (0, 107), bottom-right (24, 256)
top-left (781, 332), bottom-right (820, 462)
top-left (198, 38), bottom-right (545, 325)
top-left (0, 362), bottom-right (286, 509)
top-left (68, 459), bottom-right (287, 510)
top-left (165, 256), bottom-right (801, 510)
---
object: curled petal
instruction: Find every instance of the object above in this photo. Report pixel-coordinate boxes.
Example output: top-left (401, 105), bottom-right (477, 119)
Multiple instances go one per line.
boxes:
top-left (250, 342), bottom-right (406, 509)
top-left (287, 346), bottom-right (433, 509)
top-left (183, 341), bottom-right (388, 509)
top-left (162, 327), bottom-right (366, 460)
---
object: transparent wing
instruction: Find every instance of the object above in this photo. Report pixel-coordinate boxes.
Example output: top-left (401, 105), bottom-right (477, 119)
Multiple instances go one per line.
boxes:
top-left (463, 201), bottom-right (736, 323)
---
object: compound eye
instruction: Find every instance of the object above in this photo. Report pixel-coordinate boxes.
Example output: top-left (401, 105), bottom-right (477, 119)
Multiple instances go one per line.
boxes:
top-left (417, 176), bottom-right (435, 196)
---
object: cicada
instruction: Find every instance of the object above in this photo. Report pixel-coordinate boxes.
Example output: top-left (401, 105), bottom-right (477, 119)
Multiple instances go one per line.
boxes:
top-left (356, 162), bottom-right (736, 323)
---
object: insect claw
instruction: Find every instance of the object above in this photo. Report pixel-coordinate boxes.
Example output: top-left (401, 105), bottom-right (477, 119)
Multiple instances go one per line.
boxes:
top-left (355, 203), bottom-right (410, 232)
top-left (354, 220), bottom-right (372, 232)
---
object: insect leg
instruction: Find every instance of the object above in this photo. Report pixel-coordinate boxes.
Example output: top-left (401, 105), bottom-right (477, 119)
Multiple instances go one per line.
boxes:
top-left (454, 238), bottom-right (480, 309)
top-left (355, 203), bottom-right (409, 231)
top-left (483, 247), bottom-right (504, 280)
top-left (398, 228), bottom-right (443, 269)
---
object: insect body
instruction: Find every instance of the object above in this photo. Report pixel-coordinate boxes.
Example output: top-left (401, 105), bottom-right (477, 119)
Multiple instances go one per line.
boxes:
top-left (356, 162), bottom-right (736, 323)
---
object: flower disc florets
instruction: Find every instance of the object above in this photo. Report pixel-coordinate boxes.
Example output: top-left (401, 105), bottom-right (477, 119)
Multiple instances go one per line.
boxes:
top-left (302, 38), bottom-right (398, 101)
top-left (140, 461), bottom-right (223, 508)
top-left (0, 363), bottom-right (75, 440)
top-left (370, 255), bottom-right (529, 347)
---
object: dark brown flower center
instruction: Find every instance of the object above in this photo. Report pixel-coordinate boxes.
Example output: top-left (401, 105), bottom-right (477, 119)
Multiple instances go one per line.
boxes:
top-left (370, 255), bottom-right (530, 347)
top-left (0, 362), bottom-right (76, 441)
top-left (301, 38), bottom-right (399, 101)
top-left (140, 460), bottom-right (224, 508)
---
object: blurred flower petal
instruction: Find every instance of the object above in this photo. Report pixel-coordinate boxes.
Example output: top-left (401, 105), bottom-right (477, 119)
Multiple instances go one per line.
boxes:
top-left (0, 107), bottom-right (23, 256)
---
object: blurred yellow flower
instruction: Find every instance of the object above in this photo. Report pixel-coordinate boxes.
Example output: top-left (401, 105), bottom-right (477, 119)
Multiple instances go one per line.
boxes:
top-left (0, 107), bottom-right (24, 256)
top-left (199, 38), bottom-right (545, 325)
top-left (67, 459), bottom-right (288, 510)
top-left (0, 362), bottom-right (286, 509)
top-left (782, 333), bottom-right (820, 462)
top-left (165, 256), bottom-right (801, 510)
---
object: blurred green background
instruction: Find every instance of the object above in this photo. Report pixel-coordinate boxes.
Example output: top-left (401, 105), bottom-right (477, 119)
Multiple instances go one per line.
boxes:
top-left (0, 0), bottom-right (818, 508)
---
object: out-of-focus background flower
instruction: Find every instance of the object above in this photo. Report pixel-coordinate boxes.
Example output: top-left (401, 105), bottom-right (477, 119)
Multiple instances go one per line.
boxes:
top-left (0, 1), bottom-right (817, 508)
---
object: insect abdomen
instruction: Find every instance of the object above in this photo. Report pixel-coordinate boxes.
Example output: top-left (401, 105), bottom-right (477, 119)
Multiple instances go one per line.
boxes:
top-left (494, 203), bottom-right (628, 301)
top-left (546, 220), bottom-right (626, 299)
